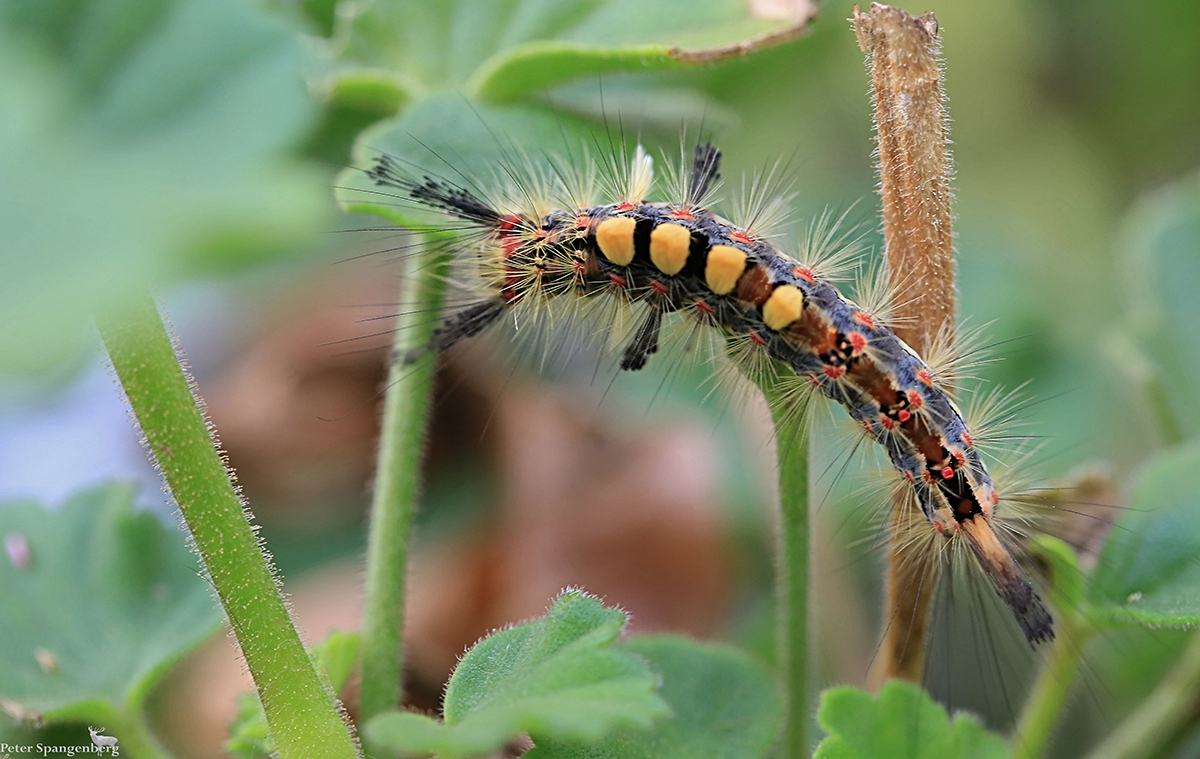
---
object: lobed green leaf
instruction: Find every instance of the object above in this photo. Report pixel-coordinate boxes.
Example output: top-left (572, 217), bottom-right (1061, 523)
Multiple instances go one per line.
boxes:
top-left (365, 590), bottom-right (668, 759)
top-left (526, 635), bottom-right (782, 759)
top-left (813, 681), bottom-right (1009, 759)
top-left (0, 483), bottom-right (221, 721)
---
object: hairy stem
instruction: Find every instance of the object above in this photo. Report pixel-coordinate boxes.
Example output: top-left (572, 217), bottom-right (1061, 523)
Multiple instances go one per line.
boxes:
top-left (1083, 629), bottom-right (1200, 759)
top-left (1012, 614), bottom-right (1093, 759)
top-left (759, 367), bottom-right (811, 758)
top-left (359, 237), bottom-right (450, 725)
top-left (98, 294), bottom-right (359, 759)
top-left (854, 2), bottom-right (957, 684)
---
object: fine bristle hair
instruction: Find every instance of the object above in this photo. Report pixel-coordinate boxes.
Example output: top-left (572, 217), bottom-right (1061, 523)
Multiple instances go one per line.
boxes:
top-left (729, 162), bottom-right (796, 239)
top-left (687, 142), bottom-right (723, 208)
top-left (549, 146), bottom-right (601, 211)
top-left (848, 257), bottom-right (911, 332)
top-left (628, 144), bottom-right (655, 203)
top-left (596, 139), bottom-right (656, 205)
top-left (796, 206), bottom-right (867, 281)
top-left (660, 140), bottom-right (722, 211)
top-left (963, 381), bottom-right (1037, 461)
top-left (488, 147), bottom-right (564, 222)
top-left (921, 318), bottom-right (999, 391)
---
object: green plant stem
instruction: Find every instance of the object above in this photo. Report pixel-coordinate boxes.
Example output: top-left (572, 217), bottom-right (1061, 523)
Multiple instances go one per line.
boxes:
top-left (358, 237), bottom-right (450, 726)
top-left (1084, 628), bottom-right (1200, 759)
top-left (97, 293), bottom-right (359, 759)
top-left (761, 370), bottom-right (811, 759)
top-left (1143, 369), bottom-right (1184, 446)
top-left (1012, 613), bottom-right (1094, 759)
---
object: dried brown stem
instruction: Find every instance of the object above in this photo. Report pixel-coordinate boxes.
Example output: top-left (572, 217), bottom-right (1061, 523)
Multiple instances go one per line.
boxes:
top-left (854, 2), bottom-right (956, 685)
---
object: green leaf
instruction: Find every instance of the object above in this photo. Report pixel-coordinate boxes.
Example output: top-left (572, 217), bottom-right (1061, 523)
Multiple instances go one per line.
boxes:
top-left (333, 0), bottom-right (814, 109)
top-left (226, 693), bottom-right (274, 759)
top-left (317, 630), bottom-right (361, 693)
top-left (364, 590), bottom-right (669, 759)
top-left (0, 483), bottom-right (222, 721)
top-left (0, 0), bottom-right (324, 373)
top-left (526, 635), bottom-right (782, 759)
top-left (1120, 170), bottom-right (1200, 443)
top-left (813, 681), bottom-right (1009, 759)
top-left (1090, 441), bottom-right (1200, 626)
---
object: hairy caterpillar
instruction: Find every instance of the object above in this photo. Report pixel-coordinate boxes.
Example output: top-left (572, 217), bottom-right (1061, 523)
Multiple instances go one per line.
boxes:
top-left (361, 139), bottom-right (1055, 646)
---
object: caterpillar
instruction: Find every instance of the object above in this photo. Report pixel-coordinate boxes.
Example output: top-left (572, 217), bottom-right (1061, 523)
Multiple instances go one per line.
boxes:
top-left (362, 139), bottom-right (1055, 646)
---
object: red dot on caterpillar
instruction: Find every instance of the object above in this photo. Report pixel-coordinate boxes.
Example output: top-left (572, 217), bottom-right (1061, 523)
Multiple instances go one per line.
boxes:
top-left (793, 264), bottom-right (816, 283)
top-left (849, 331), bottom-right (868, 355)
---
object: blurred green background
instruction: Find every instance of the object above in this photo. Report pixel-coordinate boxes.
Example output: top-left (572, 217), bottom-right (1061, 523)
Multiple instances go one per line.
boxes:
top-left (2, 0), bottom-right (1199, 756)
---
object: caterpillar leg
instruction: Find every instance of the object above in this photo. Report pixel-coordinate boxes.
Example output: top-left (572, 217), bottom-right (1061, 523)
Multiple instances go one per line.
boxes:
top-left (402, 298), bottom-right (506, 364)
top-left (619, 307), bottom-right (663, 371)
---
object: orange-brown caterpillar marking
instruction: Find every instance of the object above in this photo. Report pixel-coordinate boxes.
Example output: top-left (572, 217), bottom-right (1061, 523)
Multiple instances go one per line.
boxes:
top-left (735, 263), bottom-right (772, 305)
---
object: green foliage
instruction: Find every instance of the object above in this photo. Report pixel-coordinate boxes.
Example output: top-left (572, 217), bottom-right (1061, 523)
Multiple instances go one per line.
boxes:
top-left (332, 0), bottom-right (806, 102)
top-left (1120, 171), bottom-right (1200, 444)
top-left (331, 0), bottom-right (808, 224)
top-left (226, 695), bottom-right (274, 759)
top-left (0, 0), bottom-right (325, 373)
top-left (365, 591), bottom-right (669, 758)
top-left (813, 681), bottom-right (1010, 759)
top-left (526, 635), bottom-right (782, 759)
top-left (1090, 441), bottom-right (1200, 627)
top-left (0, 484), bottom-right (220, 732)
